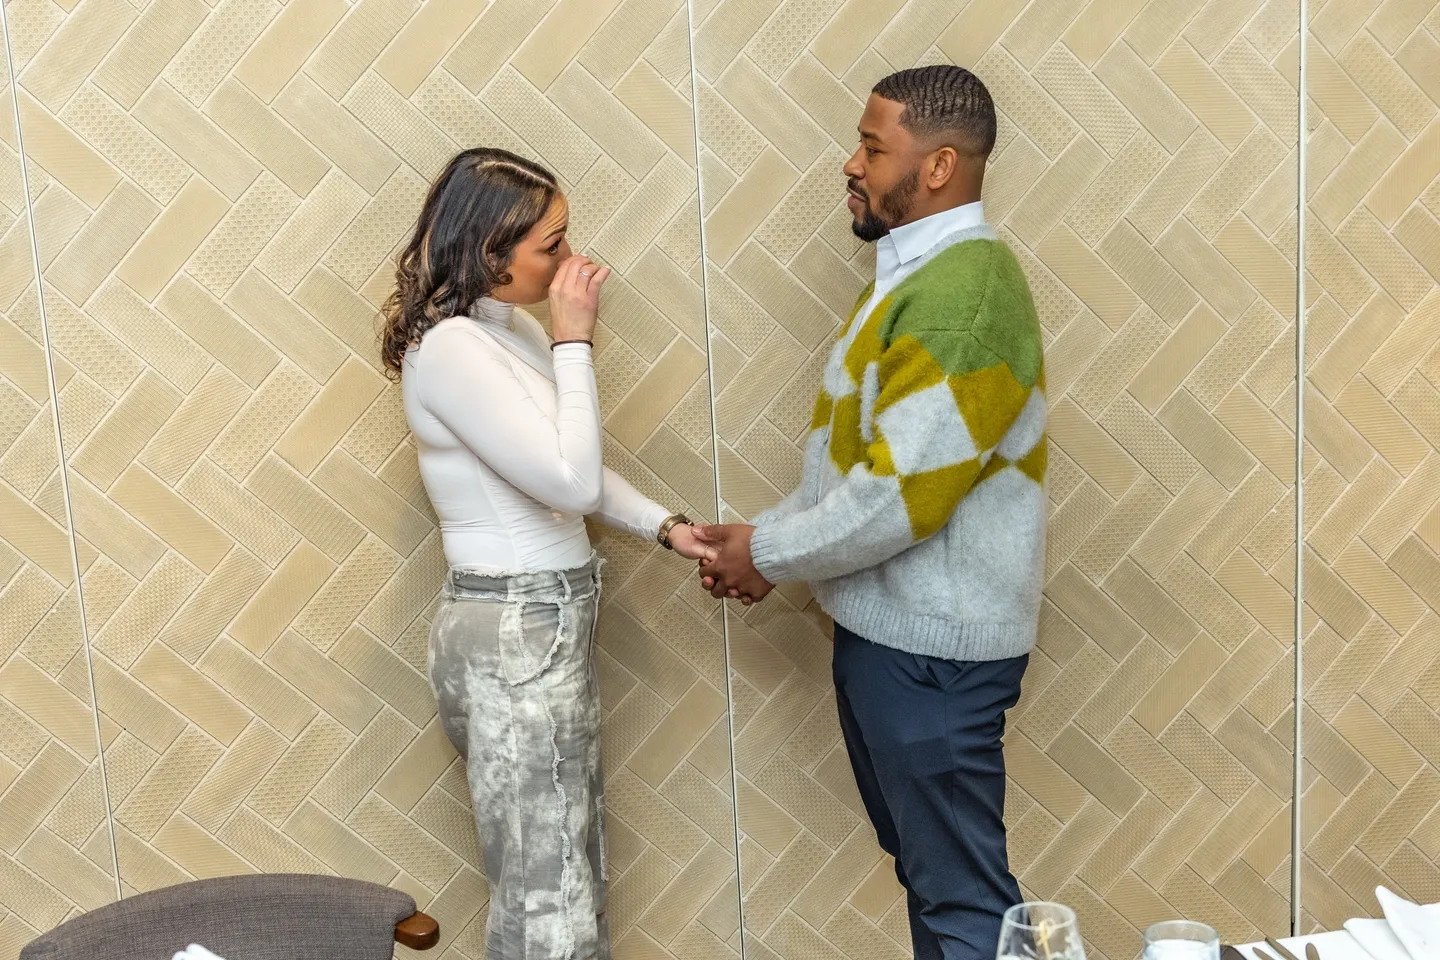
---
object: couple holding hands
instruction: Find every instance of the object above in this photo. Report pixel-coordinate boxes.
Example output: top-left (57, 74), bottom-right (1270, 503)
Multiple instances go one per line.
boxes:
top-left (386, 64), bottom-right (1047, 960)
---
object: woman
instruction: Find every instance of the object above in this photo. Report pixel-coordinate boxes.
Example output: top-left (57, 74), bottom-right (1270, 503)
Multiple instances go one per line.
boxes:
top-left (382, 147), bottom-right (709, 960)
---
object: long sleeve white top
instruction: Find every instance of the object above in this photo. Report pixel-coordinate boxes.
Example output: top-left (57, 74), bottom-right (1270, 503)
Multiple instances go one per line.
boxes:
top-left (402, 297), bottom-right (671, 573)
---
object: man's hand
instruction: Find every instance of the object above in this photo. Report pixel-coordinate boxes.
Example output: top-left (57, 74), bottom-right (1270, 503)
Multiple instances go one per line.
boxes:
top-left (666, 523), bottom-right (717, 563)
top-left (693, 524), bottom-right (774, 605)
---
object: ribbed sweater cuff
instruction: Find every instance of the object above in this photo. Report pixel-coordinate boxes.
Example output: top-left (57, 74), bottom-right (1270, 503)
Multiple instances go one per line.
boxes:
top-left (748, 521), bottom-right (793, 584)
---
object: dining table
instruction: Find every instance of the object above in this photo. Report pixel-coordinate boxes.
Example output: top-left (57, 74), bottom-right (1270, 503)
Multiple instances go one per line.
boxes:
top-left (1232, 928), bottom-right (1391, 959)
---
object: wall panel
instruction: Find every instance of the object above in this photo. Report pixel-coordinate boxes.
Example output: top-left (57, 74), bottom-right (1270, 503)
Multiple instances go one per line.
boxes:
top-left (1300, 0), bottom-right (1440, 933)
top-left (0, 7), bottom-right (116, 952)
top-left (0, 1), bottom-right (736, 958)
top-left (5, 0), bottom-right (1436, 956)
top-left (692, 1), bottom-right (1302, 957)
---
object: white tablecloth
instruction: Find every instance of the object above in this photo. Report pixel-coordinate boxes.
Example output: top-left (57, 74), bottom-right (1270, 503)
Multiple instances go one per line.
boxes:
top-left (1234, 887), bottom-right (1439, 959)
top-left (1235, 930), bottom-right (1377, 959)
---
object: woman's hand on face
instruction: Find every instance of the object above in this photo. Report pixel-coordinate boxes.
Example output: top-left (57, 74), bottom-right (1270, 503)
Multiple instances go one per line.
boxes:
top-left (548, 254), bottom-right (610, 343)
top-left (666, 524), bottom-right (717, 563)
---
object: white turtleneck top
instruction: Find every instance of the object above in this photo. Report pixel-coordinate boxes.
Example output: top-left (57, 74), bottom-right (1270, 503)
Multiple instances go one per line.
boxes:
top-left (402, 297), bottom-right (671, 573)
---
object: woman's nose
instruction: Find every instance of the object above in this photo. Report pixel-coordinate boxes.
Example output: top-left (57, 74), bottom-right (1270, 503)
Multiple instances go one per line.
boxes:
top-left (559, 239), bottom-right (573, 259)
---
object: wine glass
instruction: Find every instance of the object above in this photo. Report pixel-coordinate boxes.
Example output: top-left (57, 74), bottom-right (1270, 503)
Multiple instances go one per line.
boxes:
top-left (997, 902), bottom-right (1087, 960)
top-left (1142, 921), bottom-right (1220, 960)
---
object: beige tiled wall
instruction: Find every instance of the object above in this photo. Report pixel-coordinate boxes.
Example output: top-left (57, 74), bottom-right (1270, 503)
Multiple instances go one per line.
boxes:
top-left (693, 1), bottom-right (1309, 957)
top-left (1299, 0), bottom-right (1440, 933)
top-left (3, 1), bottom-right (1438, 958)
top-left (0, 1), bottom-right (738, 959)
top-left (0, 30), bottom-right (117, 960)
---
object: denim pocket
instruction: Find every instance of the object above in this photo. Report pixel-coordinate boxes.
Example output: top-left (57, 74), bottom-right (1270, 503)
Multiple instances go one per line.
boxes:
top-left (497, 601), bottom-right (556, 686)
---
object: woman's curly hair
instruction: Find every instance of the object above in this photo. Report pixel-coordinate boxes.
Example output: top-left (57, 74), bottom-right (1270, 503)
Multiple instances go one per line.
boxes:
top-left (380, 148), bottom-right (559, 378)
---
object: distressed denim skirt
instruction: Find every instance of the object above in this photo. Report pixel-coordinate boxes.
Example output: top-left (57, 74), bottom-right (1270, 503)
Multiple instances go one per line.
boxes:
top-left (428, 557), bottom-right (608, 960)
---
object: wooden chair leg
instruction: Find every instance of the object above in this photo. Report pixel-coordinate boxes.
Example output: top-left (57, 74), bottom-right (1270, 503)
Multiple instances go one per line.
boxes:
top-left (395, 911), bottom-right (440, 950)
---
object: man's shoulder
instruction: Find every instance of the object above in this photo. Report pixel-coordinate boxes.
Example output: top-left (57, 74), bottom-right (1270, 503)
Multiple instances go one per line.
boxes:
top-left (901, 233), bottom-right (1026, 307)
top-left (884, 235), bottom-right (1042, 386)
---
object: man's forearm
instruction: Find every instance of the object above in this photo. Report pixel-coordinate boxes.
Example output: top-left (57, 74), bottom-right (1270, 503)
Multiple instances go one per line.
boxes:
top-left (748, 469), bottom-right (917, 583)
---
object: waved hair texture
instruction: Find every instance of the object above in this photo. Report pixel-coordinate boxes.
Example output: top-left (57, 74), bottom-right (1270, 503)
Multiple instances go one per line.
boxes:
top-left (872, 65), bottom-right (998, 158)
top-left (380, 147), bottom-right (558, 378)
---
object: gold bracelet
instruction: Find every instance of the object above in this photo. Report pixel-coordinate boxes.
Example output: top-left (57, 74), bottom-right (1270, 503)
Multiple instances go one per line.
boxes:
top-left (657, 514), bottom-right (689, 549)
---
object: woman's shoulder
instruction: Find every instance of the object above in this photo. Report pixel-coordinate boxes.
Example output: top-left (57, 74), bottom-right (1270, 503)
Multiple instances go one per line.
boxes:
top-left (407, 317), bottom-right (501, 370)
top-left (417, 316), bottom-right (499, 348)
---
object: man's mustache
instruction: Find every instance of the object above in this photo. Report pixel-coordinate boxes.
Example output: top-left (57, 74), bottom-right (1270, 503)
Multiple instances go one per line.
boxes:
top-left (847, 179), bottom-right (867, 200)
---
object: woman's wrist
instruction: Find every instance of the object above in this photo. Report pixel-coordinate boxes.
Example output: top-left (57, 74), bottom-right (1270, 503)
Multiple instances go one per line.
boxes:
top-left (656, 513), bottom-right (690, 549)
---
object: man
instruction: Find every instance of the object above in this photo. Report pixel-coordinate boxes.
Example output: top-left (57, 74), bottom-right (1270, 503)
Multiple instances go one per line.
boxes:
top-left (696, 65), bottom-right (1046, 959)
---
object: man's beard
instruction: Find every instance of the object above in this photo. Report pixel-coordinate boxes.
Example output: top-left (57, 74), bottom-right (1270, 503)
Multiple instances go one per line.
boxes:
top-left (850, 169), bottom-right (920, 242)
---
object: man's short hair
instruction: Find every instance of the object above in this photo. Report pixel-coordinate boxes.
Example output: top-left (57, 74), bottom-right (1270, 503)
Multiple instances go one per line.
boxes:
top-left (872, 65), bottom-right (997, 158)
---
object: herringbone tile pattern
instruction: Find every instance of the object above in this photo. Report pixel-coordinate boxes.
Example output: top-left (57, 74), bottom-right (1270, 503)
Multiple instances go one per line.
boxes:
top-left (1299, 0), bottom-right (1440, 934)
top-left (0, 34), bottom-right (118, 958)
top-left (2, 1), bottom-right (1437, 957)
top-left (694, 1), bottom-right (1312, 957)
top-left (0, 1), bottom-right (739, 958)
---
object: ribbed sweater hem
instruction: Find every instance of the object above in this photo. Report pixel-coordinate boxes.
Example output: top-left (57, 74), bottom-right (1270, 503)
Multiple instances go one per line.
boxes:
top-left (812, 582), bottom-right (1037, 662)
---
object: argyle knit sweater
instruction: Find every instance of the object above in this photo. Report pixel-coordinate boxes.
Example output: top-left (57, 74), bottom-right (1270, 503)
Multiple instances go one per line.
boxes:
top-left (749, 224), bottom-right (1047, 661)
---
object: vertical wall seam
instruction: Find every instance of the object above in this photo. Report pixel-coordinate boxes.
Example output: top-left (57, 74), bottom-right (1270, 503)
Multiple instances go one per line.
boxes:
top-left (1293, 0), bottom-right (1309, 935)
top-left (683, 5), bottom-right (749, 955)
top-left (0, 4), bottom-right (122, 900)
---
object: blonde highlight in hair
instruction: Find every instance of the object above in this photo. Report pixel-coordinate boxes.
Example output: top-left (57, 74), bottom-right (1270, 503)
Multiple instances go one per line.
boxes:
top-left (380, 148), bottom-right (559, 377)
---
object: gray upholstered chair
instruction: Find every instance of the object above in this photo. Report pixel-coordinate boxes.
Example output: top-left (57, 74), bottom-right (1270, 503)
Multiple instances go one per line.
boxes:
top-left (20, 874), bottom-right (439, 960)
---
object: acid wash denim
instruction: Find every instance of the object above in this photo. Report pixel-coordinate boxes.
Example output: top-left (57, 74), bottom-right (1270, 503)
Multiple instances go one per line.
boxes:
top-left (427, 557), bottom-right (608, 960)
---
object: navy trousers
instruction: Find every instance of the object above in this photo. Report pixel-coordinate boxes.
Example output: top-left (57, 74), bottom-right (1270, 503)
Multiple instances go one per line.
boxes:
top-left (832, 622), bottom-right (1028, 960)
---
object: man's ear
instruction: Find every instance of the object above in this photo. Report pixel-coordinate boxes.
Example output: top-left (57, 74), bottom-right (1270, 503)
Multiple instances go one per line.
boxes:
top-left (926, 145), bottom-right (959, 190)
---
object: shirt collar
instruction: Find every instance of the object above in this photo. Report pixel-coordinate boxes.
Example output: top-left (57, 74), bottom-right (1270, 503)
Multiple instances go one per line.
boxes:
top-left (888, 200), bottom-right (986, 266)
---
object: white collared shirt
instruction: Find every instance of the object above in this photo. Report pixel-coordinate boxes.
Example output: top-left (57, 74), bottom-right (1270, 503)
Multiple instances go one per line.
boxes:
top-left (857, 199), bottom-right (987, 323)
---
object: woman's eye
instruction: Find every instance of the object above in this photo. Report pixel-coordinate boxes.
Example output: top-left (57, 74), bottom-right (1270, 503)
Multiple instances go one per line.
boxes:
top-left (546, 243), bottom-right (561, 255)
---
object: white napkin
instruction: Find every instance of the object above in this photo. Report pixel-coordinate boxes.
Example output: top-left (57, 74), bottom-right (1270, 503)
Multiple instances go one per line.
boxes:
top-left (1345, 917), bottom-right (1410, 959)
top-left (172, 946), bottom-right (226, 960)
top-left (1376, 886), bottom-right (1440, 960)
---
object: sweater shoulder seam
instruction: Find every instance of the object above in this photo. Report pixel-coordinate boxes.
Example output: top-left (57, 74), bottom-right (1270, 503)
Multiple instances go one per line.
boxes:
top-left (886, 240), bottom-right (1003, 339)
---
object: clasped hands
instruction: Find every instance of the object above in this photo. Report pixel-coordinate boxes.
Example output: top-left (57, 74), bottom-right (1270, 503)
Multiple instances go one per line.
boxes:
top-left (688, 524), bottom-right (774, 605)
